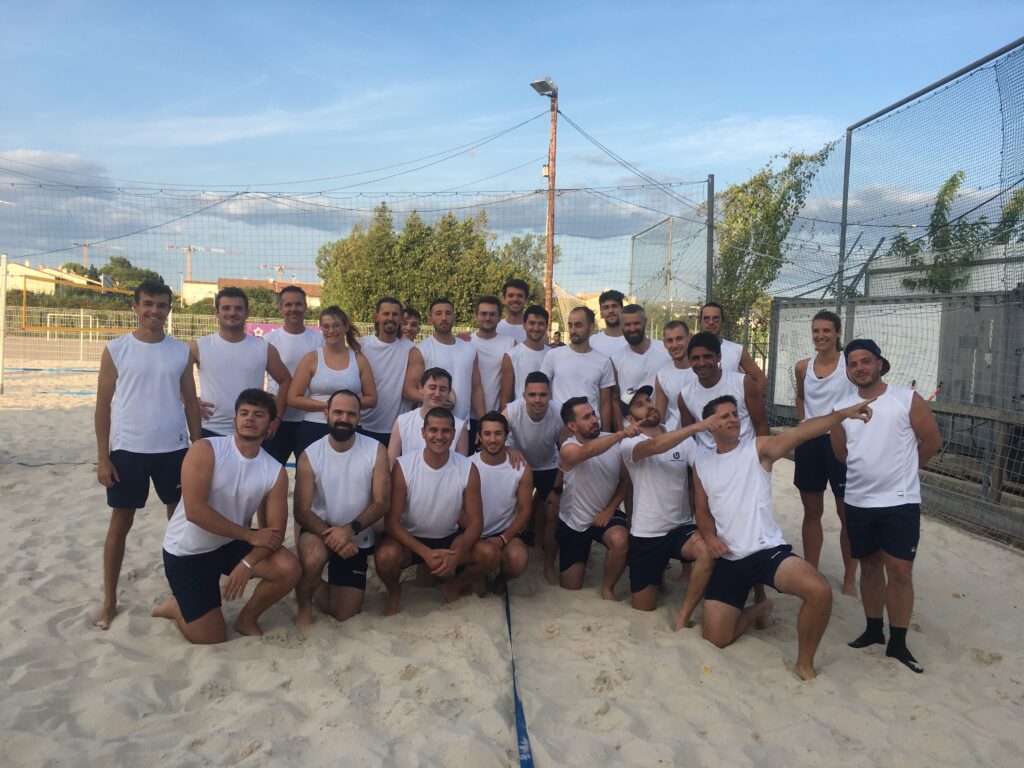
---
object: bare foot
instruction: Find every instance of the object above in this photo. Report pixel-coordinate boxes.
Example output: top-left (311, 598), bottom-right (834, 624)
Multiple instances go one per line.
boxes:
top-left (753, 598), bottom-right (774, 629)
top-left (383, 591), bottom-right (402, 616)
top-left (233, 617), bottom-right (263, 637)
top-left (601, 587), bottom-right (616, 601)
top-left (543, 565), bottom-right (558, 586)
top-left (94, 603), bottom-right (117, 630)
top-left (794, 663), bottom-right (818, 681)
top-left (442, 581), bottom-right (463, 604)
top-left (150, 597), bottom-right (177, 621)
top-left (294, 605), bottom-right (312, 637)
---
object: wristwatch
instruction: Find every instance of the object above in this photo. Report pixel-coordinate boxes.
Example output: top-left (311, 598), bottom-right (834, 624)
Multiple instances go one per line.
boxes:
top-left (349, 519), bottom-right (364, 535)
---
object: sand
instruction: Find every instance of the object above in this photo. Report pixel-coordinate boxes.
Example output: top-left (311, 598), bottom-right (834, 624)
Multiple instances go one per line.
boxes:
top-left (0, 366), bottom-right (1022, 767)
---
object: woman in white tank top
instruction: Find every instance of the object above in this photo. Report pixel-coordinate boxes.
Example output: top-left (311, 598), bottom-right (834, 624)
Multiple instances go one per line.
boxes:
top-left (792, 309), bottom-right (858, 596)
top-left (288, 306), bottom-right (378, 454)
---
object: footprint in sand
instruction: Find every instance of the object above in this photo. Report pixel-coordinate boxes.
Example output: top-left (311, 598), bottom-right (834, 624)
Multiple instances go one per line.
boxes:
top-left (969, 648), bottom-right (1002, 665)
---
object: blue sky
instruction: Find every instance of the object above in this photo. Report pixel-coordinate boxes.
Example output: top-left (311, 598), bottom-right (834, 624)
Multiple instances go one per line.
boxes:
top-left (2, 2), bottom-right (1023, 297)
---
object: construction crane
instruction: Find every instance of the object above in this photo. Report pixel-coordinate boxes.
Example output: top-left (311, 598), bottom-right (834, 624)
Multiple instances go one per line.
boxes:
top-left (259, 264), bottom-right (317, 281)
top-left (165, 244), bottom-right (245, 281)
top-left (70, 241), bottom-right (123, 267)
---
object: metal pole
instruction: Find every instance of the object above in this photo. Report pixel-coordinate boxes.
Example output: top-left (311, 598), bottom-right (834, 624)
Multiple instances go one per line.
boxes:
top-left (627, 235), bottom-right (635, 297)
top-left (836, 129), bottom-right (853, 312)
top-left (0, 254), bottom-right (7, 395)
top-left (544, 92), bottom-right (558, 320)
top-left (706, 173), bottom-right (715, 302)
top-left (666, 217), bottom-right (674, 310)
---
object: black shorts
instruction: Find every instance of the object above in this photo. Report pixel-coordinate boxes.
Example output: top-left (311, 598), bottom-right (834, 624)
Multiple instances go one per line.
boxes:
top-left (106, 448), bottom-right (187, 509)
top-left (468, 419), bottom-right (480, 455)
top-left (356, 425), bottom-right (391, 448)
top-left (262, 420), bottom-right (302, 465)
top-left (407, 532), bottom-right (460, 567)
top-left (200, 428), bottom-right (227, 439)
top-left (532, 468), bottom-right (558, 500)
top-left (162, 539), bottom-right (253, 623)
top-left (555, 511), bottom-right (628, 572)
top-left (628, 524), bottom-right (698, 593)
top-left (705, 544), bottom-right (796, 610)
top-left (294, 421), bottom-right (330, 456)
top-left (845, 503), bottom-right (920, 561)
top-left (793, 434), bottom-right (847, 496)
top-left (327, 548), bottom-right (373, 590)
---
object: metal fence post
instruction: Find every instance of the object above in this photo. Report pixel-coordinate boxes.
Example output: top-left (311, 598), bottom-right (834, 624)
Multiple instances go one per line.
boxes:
top-left (0, 253), bottom-right (7, 395)
top-left (836, 129), bottom-right (852, 312)
top-left (706, 173), bottom-right (715, 302)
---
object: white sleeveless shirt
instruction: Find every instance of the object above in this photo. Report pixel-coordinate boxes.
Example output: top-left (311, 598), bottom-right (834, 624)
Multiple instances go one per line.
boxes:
top-left (398, 450), bottom-right (473, 538)
top-left (496, 318), bottom-right (527, 344)
top-left (107, 333), bottom-right (190, 454)
top-left (694, 438), bottom-right (786, 560)
top-left (471, 453), bottom-right (525, 537)
top-left (509, 344), bottom-right (549, 399)
top-left (304, 348), bottom-right (362, 424)
top-left (265, 326), bottom-right (323, 422)
top-left (540, 346), bottom-right (615, 424)
top-left (197, 333), bottom-right (269, 436)
top-left (163, 436), bottom-right (282, 556)
top-left (416, 336), bottom-right (476, 421)
top-left (656, 363), bottom-right (696, 430)
top-left (837, 385), bottom-right (921, 506)
top-left (559, 434), bottom-right (622, 532)
top-left (359, 336), bottom-right (413, 433)
top-left (471, 333), bottom-right (516, 413)
top-left (679, 371), bottom-right (751, 450)
top-left (304, 433), bottom-right (378, 548)
top-left (505, 399), bottom-right (561, 470)
top-left (719, 338), bottom-right (743, 372)
top-left (396, 408), bottom-right (467, 457)
top-left (620, 433), bottom-right (697, 537)
top-left (802, 353), bottom-right (857, 422)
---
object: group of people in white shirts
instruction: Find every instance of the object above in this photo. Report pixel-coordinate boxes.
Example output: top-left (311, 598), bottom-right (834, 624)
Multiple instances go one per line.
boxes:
top-left (94, 279), bottom-right (942, 680)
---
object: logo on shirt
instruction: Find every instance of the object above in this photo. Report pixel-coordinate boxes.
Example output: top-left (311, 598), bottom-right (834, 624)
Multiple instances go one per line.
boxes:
top-left (672, 451), bottom-right (681, 460)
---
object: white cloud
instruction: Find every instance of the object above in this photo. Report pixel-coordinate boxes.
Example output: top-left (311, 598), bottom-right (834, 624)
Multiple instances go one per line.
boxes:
top-left (655, 114), bottom-right (841, 164)
top-left (0, 149), bottom-right (108, 179)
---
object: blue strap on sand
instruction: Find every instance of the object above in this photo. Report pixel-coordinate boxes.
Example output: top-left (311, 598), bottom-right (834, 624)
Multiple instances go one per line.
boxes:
top-left (503, 590), bottom-right (534, 767)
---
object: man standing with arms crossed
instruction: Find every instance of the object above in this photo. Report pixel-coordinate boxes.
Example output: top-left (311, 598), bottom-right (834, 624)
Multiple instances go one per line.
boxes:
top-left (698, 302), bottom-right (767, 394)
top-left (496, 278), bottom-right (529, 343)
top-left (263, 286), bottom-right (324, 465)
top-left (358, 296), bottom-right (413, 447)
top-left (832, 340), bottom-right (942, 673)
top-left (293, 389), bottom-right (389, 632)
top-left (541, 306), bottom-right (616, 431)
top-left (94, 280), bottom-right (201, 629)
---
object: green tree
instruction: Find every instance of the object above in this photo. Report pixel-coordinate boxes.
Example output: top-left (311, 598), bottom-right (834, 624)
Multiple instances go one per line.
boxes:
top-left (713, 143), bottom-right (834, 335)
top-left (891, 171), bottom-right (990, 293)
top-left (992, 187), bottom-right (1024, 245)
top-left (98, 256), bottom-right (165, 290)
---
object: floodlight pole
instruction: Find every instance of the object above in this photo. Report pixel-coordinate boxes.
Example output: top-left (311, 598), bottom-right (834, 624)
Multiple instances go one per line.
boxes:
top-left (544, 88), bottom-right (558, 320)
top-left (0, 253), bottom-right (7, 395)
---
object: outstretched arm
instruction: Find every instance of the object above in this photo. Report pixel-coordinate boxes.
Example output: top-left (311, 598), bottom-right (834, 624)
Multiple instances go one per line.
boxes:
top-left (758, 399), bottom-right (875, 468)
top-left (560, 424), bottom-right (639, 470)
top-left (631, 414), bottom-right (724, 460)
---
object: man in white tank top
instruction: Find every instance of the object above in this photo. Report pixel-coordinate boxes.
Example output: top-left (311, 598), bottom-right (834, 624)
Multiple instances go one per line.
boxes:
top-left (831, 339), bottom-right (942, 674)
top-left (496, 278), bottom-right (529, 343)
top-left (94, 280), bottom-right (202, 630)
top-left (588, 289), bottom-right (628, 358)
top-left (263, 286), bottom-right (324, 465)
top-left (190, 287), bottom-right (292, 438)
top-left (508, 304), bottom-right (551, 399)
top-left (374, 408), bottom-right (499, 615)
top-left (694, 394), bottom-right (873, 680)
top-left (471, 411), bottom-right (534, 594)
top-left (388, 367), bottom-right (469, 464)
top-left (153, 389), bottom-right (300, 644)
top-left (358, 296), bottom-right (413, 447)
top-left (698, 302), bottom-right (767, 394)
top-left (503, 371), bottom-right (563, 584)
top-left (612, 304), bottom-right (671, 412)
top-left (556, 397), bottom-right (638, 599)
top-left (469, 295), bottom-right (515, 447)
top-left (403, 297), bottom-right (484, 424)
top-left (293, 390), bottom-right (389, 633)
top-left (678, 332), bottom-right (768, 450)
top-left (620, 386), bottom-right (724, 629)
top-left (654, 319), bottom-right (694, 430)
top-left (540, 306), bottom-right (616, 432)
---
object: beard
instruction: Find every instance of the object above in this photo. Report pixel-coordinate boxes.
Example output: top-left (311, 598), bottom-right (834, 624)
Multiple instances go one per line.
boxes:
top-left (330, 422), bottom-right (356, 441)
top-left (624, 330), bottom-right (644, 346)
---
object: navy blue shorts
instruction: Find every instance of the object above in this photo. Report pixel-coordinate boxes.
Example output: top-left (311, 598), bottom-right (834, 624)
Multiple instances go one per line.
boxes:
top-left (532, 468), bottom-right (558, 500)
top-left (628, 524), bottom-right (698, 593)
top-left (705, 544), bottom-right (796, 610)
top-left (262, 420), bottom-right (302, 465)
top-left (200, 428), bottom-right (228, 439)
top-left (106, 448), bottom-right (187, 510)
top-left (294, 421), bottom-right (330, 456)
top-left (162, 539), bottom-right (253, 623)
top-left (555, 511), bottom-right (628, 572)
top-left (408, 532), bottom-right (460, 567)
top-left (356, 425), bottom-right (391, 448)
top-left (327, 548), bottom-right (373, 590)
top-left (793, 434), bottom-right (847, 496)
top-left (845, 503), bottom-right (920, 561)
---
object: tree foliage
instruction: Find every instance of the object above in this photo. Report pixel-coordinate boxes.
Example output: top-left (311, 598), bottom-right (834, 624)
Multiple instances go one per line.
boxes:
top-left (316, 203), bottom-right (551, 321)
top-left (98, 256), bottom-right (165, 289)
top-left (992, 186), bottom-right (1024, 245)
top-left (890, 171), bottom-right (989, 294)
top-left (713, 143), bottom-right (834, 334)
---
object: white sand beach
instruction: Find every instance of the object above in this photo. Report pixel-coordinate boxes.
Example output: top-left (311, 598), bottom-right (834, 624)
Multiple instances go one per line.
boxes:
top-left (1, 369), bottom-right (1022, 767)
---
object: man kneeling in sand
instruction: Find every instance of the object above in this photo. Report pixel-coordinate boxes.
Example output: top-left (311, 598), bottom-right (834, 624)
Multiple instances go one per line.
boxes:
top-left (694, 394), bottom-right (873, 679)
top-left (293, 389), bottom-right (390, 633)
top-left (154, 389), bottom-right (300, 643)
top-left (374, 408), bottom-right (499, 614)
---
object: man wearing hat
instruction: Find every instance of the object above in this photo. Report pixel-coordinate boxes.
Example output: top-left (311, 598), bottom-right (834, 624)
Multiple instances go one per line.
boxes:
top-left (831, 339), bottom-right (942, 673)
top-left (620, 385), bottom-right (724, 629)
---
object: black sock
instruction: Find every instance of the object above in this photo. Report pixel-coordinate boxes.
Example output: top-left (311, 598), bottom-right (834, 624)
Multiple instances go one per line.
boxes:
top-left (848, 617), bottom-right (885, 648)
top-left (886, 627), bottom-right (924, 673)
